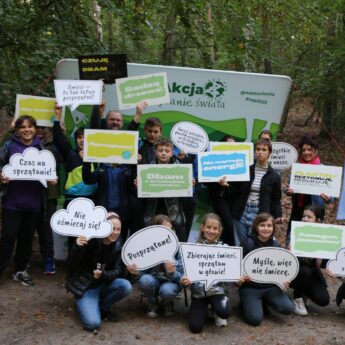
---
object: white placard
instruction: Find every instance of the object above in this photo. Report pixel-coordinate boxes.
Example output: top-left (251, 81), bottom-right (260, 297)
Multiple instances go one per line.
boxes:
top-left (210, 141), bottom-right (254, 165)
top-left (2, 147), bottom-right (57, 187)
top-left (170, 121), bottom-right (209, 154)
top-left (116, 72), bottom-right (170, 110)
top-left (290, 163), bottom-right (343, 198)
top-left (137, 164), bottom-right (193, 198)
top-left (83, 129), bottom-right (139, 164)
top-left (243, 247), bottom-right (299, 289)
top-left (180, 243), bottom-right (242, 290)
top-left (54, 79), bottom-right (102, 111)
top-left (291, 221), bottom-right (345, 259)
top-left (198, 150), bottom-right (250, 182)
top-left (15, 94), bottom-right (56, 127)
top-left (327, 248), bottom-right (345, 277)
top-left (269, 142), bottom-right (298, 171)
top-left (50, 198), bottom-right (113, 240)
top-left (121, 226), bottom-right (179, 270)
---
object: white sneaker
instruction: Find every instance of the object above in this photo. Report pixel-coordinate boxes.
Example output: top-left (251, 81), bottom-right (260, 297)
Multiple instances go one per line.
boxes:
top-left (213, 313), bottom-right (228, 327)
top-left (293, 298), bottom-right (308, 316)
top-left (147, 304), bottom-right (158, 318)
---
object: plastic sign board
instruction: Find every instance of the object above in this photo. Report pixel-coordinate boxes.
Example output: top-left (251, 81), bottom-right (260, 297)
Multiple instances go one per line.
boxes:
top-left (51, 198), bottom-right (113, 240)
top-left (56, 60), bottom-right (291, 141)
top-left (2, 147), bottom-right (57, 187)
top-left (54, 79), bottom-right (102, 111)
top-left (243, 247), bottom-right (299, 290)
top-left (327, 248), bottom-right (345, 277)
top-left (78, 54), bottom-right (127, 84)
top-left (121, 226), bottom-right (179, 270)
top-left (15, 94), bottom-right (55, 127)
top-left (198, 150), bottom-right (250, 182)
top-left (170, 121), bottom-right (209, 154)
top-left (269, 142), bottom-right (298, 171)
top-left (290, 163), bottom-right (343, 198)
top-left (180, 243), bottom-right (242, 290)
top-left (137, 164), bottom-right (193, 198)
top-left (210, 141), bottom-right (254, 165)
top-left (83, 129), bottom-right (138, 164)
top-left (291, 221), bottom-right (345, 259)
top-left (116, 72), bottom-right (170, 110)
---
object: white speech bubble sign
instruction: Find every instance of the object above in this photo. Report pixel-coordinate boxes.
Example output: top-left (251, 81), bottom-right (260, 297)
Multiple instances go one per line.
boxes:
top-left (54, 79), bottom-right (102, 111)
top-left (243, 247), bottom-right (299, 289)
top-left (121, 226), bottom-right (179, 270)
top-left (50, 198), bottom-right (113, 240)
top-left (170, 121), bottom-right (209, 154)
top-left (180, 243), bottom-right (243, 290)
top-left (327, 247), bottom-right (345, 277)
top-left (2, 147), bottom-right (57, 187)
top-left (269, 142), bottom-right (298, 171)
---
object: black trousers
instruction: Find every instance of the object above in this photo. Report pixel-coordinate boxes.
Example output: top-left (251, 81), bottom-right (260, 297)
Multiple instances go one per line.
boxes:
top-left (36, 199), bottom-right (57, 259)
top-left (290, 265), bottom-right (330, 306)
top-left (188, 294), bottom-right (231, 333)
top-left (0, 209), bottom-right (40, 272)
top-left (212, 197), bottom-right (235, 246)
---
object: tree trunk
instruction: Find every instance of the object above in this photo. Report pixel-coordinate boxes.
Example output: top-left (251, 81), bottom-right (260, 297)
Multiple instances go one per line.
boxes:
top-left (162, 6), bottom-right (177, 65)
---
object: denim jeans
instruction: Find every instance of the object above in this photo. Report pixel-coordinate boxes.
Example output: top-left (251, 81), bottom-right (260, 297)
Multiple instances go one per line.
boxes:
top-left (138, 274), bottom-right (181, 305)
top-left (234, 203), bottom-right (258, 246)
top-left (75, 278), bottom-right (132, 331)
top-left (239, 285), bottom-right (293, 326)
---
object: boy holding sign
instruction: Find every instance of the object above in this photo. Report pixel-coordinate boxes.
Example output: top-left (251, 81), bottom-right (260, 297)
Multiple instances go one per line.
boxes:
top-left (127, 215), bottom-right (183, 318)
top-left (142, 138), bottom-right (187, 241)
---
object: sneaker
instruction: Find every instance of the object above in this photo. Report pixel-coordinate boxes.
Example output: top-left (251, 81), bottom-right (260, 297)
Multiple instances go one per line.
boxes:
top-left (293, 298), bottom-right (308, 316)
top-left (214, 314), bottom-right (228, 327)
top-left (12, 270), bottom-right (34, 286)
top-left (101, 309), bottom-right (119, 322)
top-left (210, 310), bottom-right (228, 327)
top-left (44, 258), bottom-right (56, 275)
top-left (147, 304), bottom-right (158, 318)
top-left (163, 301), bottom-right (174, 317)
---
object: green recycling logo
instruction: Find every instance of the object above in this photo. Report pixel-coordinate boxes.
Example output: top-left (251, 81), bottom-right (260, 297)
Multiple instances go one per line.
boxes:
top-left (204, 79), bottom-right (226, 100)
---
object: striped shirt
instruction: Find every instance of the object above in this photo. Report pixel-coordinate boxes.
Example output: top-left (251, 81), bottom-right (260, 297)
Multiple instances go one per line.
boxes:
top-left (247, 164), bottom-right (268, 205)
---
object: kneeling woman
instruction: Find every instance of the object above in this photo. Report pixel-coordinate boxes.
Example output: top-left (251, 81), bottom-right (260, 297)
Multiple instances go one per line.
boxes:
top-left (239, 213), bottom-right (293, 326)
top-left (65, 213), bottom-right (132, 332)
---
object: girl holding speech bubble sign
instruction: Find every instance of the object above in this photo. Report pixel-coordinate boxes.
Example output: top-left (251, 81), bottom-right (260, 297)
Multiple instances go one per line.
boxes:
top-left (181, 213), bottom-right (231, 333)
top-left (289, 205), bottom-right (330, 316)
top-left (127, 215), bottom-right (183, 318)
top-left (65, 213), bottom-right (132, 332)
top-left (0, 115), bottom-right (46, 286)
top-left (238, 213), bottom-right (294, 326)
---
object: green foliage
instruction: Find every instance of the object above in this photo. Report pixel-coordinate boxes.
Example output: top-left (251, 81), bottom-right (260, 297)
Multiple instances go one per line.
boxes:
top-left (1, 0), bottom-right (345, 134)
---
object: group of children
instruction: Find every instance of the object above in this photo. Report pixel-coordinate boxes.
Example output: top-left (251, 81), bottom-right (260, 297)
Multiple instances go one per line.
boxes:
top-left (0, 104), bottom-right (344, 333)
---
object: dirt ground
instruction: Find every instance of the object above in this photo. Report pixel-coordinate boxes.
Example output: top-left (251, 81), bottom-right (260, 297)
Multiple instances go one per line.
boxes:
top-left (1, 98), bottom-right (345, 345)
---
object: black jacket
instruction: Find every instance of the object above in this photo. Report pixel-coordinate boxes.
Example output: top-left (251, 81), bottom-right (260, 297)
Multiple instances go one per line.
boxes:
top-left (232, 163), bottom-right (282, 219)
top-left (65, 238), bottom-right (125, 297)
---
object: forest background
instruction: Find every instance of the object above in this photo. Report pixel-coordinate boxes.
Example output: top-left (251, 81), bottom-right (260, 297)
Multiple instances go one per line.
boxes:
top-left (1, 0), bottom-right (345, 138)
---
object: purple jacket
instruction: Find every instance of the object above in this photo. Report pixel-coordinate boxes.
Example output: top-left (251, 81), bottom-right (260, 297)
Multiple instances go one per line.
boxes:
top-left (0, 135), bottom-right (45, 212)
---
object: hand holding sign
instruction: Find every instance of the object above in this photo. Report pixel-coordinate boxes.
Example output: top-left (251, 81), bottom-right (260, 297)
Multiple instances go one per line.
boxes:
top-left (122, 226), bottom-right (179, 270)
top-left (50, 198), bottom-right (113, 240)
top-left (54, 80), bottom-right (102, 111)
top-left (2, 147), bottom-right (57, 187)
top-left (180, 243), bottom-right (242, 290)
top-left (170, 122), bottom-right (209, 154)
top-left (243, 247), bottom-right (299, 290)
